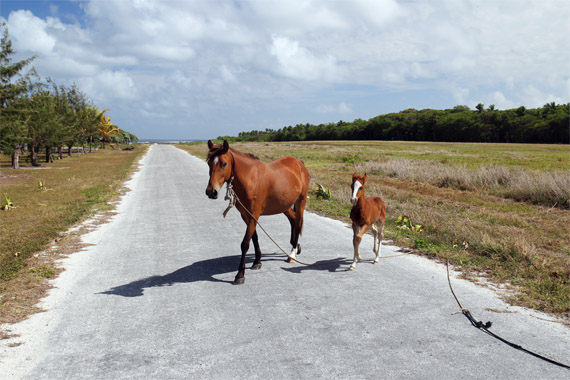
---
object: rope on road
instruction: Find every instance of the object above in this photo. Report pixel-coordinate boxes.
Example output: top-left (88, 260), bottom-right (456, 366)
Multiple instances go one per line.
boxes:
top-left (445, 259), bottom-right (570, 370)
top-left (224, 178), bottom-right (314, 265)
top-left (224, 179), bottom-right (408, 267)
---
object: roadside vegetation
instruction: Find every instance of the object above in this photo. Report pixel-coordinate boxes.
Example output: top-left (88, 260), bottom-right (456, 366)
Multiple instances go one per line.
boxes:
top-left (0, 23), bottom-right (138, 170)
top-left (0, 24), bottom-right (144, 326)
top-left (178, 141), bottom-right (569, 321)
top-left (0, 146), bottom-right (147, 324)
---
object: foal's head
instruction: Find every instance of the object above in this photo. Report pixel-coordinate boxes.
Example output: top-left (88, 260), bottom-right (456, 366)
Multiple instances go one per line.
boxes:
top-left (350, 173), bottom-right (367, 206)
top-left (205, 139), bottom-right (233, 199)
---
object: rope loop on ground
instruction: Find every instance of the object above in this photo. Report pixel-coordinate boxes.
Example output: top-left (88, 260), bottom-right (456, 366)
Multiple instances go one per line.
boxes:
top-left (446, 259), bottom-right (569, 370)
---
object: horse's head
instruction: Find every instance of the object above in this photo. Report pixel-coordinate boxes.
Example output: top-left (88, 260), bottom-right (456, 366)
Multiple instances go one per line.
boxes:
top-left (350, 172), bottom-right (367, 206)
top-left (205, 140), bottom-right (233, 199)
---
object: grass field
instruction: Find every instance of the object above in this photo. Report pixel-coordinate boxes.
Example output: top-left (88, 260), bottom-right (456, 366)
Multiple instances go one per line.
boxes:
top-left (0, 146), bottom-right (147, 324)
top-left (178, 141), bottom-right (570, 321)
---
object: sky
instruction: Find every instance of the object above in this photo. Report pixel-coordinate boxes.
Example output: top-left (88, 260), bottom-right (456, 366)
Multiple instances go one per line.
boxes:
top-left (1, 0), bottom-right (569, 140)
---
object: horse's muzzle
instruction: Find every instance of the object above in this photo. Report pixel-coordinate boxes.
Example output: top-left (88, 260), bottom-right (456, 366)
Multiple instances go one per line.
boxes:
top-left (206, 188), bottom-right (218, 199)
top-left (350, 198), bottom-right (357, 206)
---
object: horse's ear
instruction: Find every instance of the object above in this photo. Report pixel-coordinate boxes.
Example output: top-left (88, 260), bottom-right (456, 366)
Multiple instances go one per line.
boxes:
top-left (207, 140), bottom-right (213, 149)
top-left (222, 140), bottom-right (229, 153)
top-left (363, 173), bottom-right (368, 182)
top-left (352, 172), bottom-right (358, 181)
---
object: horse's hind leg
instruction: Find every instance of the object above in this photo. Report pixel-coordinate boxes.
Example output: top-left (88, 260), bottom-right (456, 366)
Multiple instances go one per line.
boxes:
top-left (283, 208), bottom-right (297, 263)
top-left (283, 208), bottom-right (296, 247)
top-left (373, 222), bottom-right (384, 264)
top-left (371, 223), bottom-right (379, 254)
top-left (289, 196), bottom-right (307, 262)
top-left (251, 230), bottom-right (262, 270)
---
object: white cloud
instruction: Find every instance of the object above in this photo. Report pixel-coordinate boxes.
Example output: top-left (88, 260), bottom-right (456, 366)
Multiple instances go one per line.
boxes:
top-left (1, 0), bottom-right (568, 139)
top-left (520, 85), bottom-right (567, 108)
top-left (270, 36), bottom-right (343, 81)
top-left (7, 11), bottom-right (57, 54)
top-left (77, 70), bottom-right (138, 102)
top-left (316, 102), bottom-right (352, 114)
top-left (488, 91), bottom-right (515, 110)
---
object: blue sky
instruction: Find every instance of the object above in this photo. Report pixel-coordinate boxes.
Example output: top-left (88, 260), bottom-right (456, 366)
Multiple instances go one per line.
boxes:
top-left (1, 0), bottom-right (569, 140)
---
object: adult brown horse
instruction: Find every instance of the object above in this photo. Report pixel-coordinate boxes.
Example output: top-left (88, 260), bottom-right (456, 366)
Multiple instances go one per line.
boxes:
top-left (205, 140), bottom-right (310, 285)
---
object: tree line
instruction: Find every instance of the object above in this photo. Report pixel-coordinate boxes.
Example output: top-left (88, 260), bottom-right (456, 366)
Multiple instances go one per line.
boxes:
top-left (220, 103), bottom-right (568, 144)
top-left (0, 24), bottom-right (138, 169)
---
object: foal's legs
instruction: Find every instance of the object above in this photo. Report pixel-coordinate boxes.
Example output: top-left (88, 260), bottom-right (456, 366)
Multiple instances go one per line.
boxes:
top-left (350, 223), bottom-right (369, 270)
top-left (371, 223), bottom-right (379, 254)
top-left (372, 222), bottom-right (384, 264)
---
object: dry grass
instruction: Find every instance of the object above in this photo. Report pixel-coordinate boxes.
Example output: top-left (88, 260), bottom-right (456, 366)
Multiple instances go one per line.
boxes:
top-left (178, 141), bottom-right (569, 321)
top-left (0, 145), bottom-right (147, 325)
top-left (357, 159), bottom-right (570, 208)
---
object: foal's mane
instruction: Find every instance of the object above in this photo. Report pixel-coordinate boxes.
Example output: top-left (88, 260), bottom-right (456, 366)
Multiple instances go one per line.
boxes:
top-left (207, 146), bottom-right (259, 162)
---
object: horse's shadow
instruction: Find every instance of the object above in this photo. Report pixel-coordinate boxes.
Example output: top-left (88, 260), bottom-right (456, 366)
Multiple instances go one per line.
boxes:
top-left (98, 255), bottom-right (242, 297)
top-left (280, 256), bottom-right (352, 274)
top-left (99, 253), bottom-right (352, 298)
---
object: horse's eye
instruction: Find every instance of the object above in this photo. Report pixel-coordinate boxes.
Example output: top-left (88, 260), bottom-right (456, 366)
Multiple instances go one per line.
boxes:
top-left (221, 162), bottom-right (227, 168)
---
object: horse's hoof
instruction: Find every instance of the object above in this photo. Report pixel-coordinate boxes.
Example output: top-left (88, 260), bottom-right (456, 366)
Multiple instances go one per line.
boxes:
top-left (349, 265), bottom-right (355, 270)
top-left (252, 263), bottom-right (262, 270)
top-left (373, 260), bottom-right (379, 264)
top-left (286, 257), bottom-right (295, 263)
top-left (233, 277), bottom-right (245, 285)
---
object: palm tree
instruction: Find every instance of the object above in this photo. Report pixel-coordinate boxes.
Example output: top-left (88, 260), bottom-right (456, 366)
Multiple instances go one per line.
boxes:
top-left (96, 108), bottom-right (121, 148)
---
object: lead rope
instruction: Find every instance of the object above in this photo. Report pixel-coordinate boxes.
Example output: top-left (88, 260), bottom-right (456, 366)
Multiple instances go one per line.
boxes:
top-left (223, 176), bottom-right (313, 265)
top-left (222, 176), bottom-right (236, 218)
top-left (446, 259), bottom-right (570, 370)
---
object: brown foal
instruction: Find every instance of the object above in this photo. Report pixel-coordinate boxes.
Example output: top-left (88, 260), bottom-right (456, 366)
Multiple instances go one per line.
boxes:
top-left (349, 173), bottom-right (386, 270)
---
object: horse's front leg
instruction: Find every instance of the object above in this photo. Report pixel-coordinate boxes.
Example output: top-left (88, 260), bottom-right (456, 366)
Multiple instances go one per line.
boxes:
top-left (350, 223), bottom-right (369, 270)
top-left (251, 230), bottom-right (262, 270)
top-left (235, 218), bottom-right (257, 285)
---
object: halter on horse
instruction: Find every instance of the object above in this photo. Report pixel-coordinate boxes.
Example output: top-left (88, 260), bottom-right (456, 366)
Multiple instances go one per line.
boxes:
top-left (349, 173), bottom-right (386, 270)
top-left (205, 140), bottom-right (310, 285)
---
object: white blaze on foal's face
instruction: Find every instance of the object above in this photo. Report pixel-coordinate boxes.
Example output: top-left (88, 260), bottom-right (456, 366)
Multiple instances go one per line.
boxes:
top-left (351, 180), bottom-right (362, 206)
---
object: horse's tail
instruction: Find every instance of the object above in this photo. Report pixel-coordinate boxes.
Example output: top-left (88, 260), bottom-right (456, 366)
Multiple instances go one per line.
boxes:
top-left (297, 159), bottom-right (311, 236)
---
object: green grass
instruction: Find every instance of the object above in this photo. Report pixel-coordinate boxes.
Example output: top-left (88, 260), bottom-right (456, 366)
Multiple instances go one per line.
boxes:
top-left (0, 146), bottom-right (147, 282)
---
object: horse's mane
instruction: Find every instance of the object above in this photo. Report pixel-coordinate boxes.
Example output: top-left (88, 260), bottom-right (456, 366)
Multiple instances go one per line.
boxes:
top-left (207, 146), bottom-right (259, 162)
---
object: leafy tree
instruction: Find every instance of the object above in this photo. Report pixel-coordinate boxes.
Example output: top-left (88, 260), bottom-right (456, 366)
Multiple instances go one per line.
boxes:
top-left (27, 90), bottom-right (61, 166)
top-left (0, 96), bottom-right (29, 168)
top-left (48, 80), bottom-right (77, 159)
top-left (0, 23), bottom-right (39, 168)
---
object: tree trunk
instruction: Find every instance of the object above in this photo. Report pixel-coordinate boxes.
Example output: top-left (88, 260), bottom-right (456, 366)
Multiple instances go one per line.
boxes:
top-left (58, 146), bottom-right (63, 160)
top-left (11, 144), bottom-right (20, 169)
top-left (30, 141), bottom-right (41, 167)
top-left (89, 136), bottom-right (93, 153)
top-left (68, 144), bottom-right (73, 157)
top-left (45, 146), bottom-right (54, 163)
